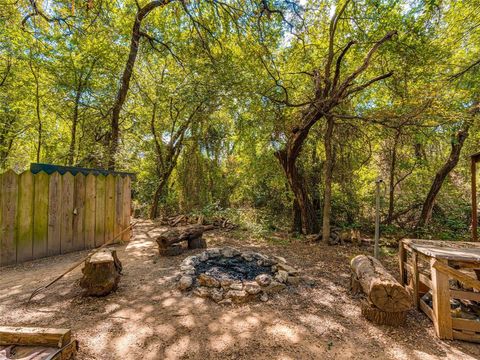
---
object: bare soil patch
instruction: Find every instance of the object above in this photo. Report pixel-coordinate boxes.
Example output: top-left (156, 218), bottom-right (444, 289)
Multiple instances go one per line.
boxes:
top-left (1, 220), bottom-right (479, 359)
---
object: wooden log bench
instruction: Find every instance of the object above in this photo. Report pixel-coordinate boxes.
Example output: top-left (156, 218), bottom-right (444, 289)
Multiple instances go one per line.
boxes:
top-left (351, 254), bottom-right (411, 326)
top-left (156, 225), bottom-right (213, 256)
top-left (0, 326), bottom-right (78, 359)
top-left (79, 249), bottom-right (122, 296)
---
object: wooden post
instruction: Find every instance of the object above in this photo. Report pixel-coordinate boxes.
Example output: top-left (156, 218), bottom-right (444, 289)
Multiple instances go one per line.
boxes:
top-left (374, 179), bottom-right (382, 258)
top-left (412, 251), bottom-right (419, 309)
top-left (398, 241), bottom-right (406, 286)
top-left (472, 154), bottom-right (478, 241)
top-left (430, 258), bottom-right (453, 339)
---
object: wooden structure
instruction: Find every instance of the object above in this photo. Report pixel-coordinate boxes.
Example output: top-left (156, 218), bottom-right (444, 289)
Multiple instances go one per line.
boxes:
top-left (0, 326), bottom-right (77, 359)
top-left (0, 164), bottom-right (132, 267)
top-left (472, 151), bottom-right (480, 241)
top-left (399, 239), bottom-right (480, 342)
top-left (80, 249), bottom-right (122, 296)
top-left (351, 255), bottom-right (410, 326)
top-left (156, 225), bottom-right (211, 256)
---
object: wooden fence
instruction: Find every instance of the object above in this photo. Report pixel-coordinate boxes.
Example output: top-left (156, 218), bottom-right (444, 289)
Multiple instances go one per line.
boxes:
top-left (0, 170), bottom-right (131, 267)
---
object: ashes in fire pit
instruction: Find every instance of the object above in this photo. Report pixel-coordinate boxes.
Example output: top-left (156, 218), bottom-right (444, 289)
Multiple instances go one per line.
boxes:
top-left (177, 247), bottom-right (301, 304)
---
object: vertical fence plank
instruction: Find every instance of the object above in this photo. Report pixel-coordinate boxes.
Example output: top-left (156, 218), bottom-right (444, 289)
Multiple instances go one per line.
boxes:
top-left (114, 176), bottom-right (124, 240)
top-left (104, 174), bottom-right (115, 244)
top-left (122, 176), bottom-right (131, 242)
top-left (73, 173), bottom-right (86, 251)
top-left (60, 172), bottom-right (74, 254)
top-left (16, 171), bottom-right (34, 263)
top-left (33, 171), bottom-right (49, 259)
top-left (95, 175), bottom-right (106, 247)
top-left (1, 170), bottom-right (18, 266)
top-left (84, 174), bottom-right (96, 249)
top-left (48, 172), bottom-right (62, 256)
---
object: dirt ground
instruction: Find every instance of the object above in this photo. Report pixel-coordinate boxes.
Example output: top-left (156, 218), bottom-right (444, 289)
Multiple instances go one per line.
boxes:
top-left (1, 220), bottom-right (479, 360)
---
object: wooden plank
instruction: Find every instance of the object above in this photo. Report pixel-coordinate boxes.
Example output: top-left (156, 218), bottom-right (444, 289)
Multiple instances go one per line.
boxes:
top-left (419, 298), bottom-right (434, 322)
top-left (452, 318), bottom-right (480, 332)
top-left (453, 330), bottom-right (480, 343)
top-left (95, 175), bottom-right (106, 247)
top-left (121, 176), bottom-right (131, 242)
top-left (114, 176), bottom-right (123, 240)
top-left (104, 174), bottom-right (115, 244)
top-left (33, 171), bottom-right (49, 259)
top-left (47, 172), bottom-right (62, 256)
top-left (419, 273), bottom-right (432, 289)
top-left (0, 326), bottom-right (71, 348)
top-left (16, 171), bottom-right (34, 263)
top-left (432, 260), bottom-right (480, 291)
top-left (60, 172), bottom-right (74, 254)
top-left (1, 170), bottom-right (18, 266)
top-left (430, 258), bottom-right (453, 339)
top-left (450, 289), bottom-right (480, 302)
top-left (73, 173), bottom-right (86, 251)
top-left (403, 238), bottom-right (480, 262)
top-left (84, 174), bottom-right (96, 249)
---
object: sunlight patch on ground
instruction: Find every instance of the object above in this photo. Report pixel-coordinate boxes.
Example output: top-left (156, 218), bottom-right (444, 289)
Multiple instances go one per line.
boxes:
top-left (266, 323), bottom-right (301, 343)
top-left (164, 335), bottom-right (198, 360)
top-left (209, 332), bottom-right (234, 352)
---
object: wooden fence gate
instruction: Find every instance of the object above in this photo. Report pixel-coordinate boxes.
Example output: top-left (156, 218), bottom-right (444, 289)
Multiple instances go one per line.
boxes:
top-left (0, 169), bottom-right (132, 267)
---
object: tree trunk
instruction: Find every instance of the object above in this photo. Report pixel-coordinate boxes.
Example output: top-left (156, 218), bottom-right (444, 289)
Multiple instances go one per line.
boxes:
top-left (322, 115), bottom-right (335, 242)
top-left (149, 177), bottom-right (168, 219)
top-left (386, 131), bottom-right (400, 224)
top-left (351, 254), bottom-right (412, 312)
top-left (276, 149), bottom-right (319, 234)
top-left (29, 60), bottom-right (42, 163)
top-left (107, 1), bottom-right (171, 170)
top-left (417, 123), bottom-right (470, 228)
top-left (68, 81), bottom-right (82, 166)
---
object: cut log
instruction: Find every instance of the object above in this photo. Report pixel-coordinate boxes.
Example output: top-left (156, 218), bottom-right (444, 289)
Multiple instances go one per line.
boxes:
top-left (79, 249), bottom-right (122, 296)
top-left (158, 244), bottom-right (183, 257)
top-left (188, 237), bottom-right (207, 249)
top-left (156, 225), bottom-right (213, 249)
top-left (350, 273), bottom-right (363, 295)
top-left (351, 255), bottom-right (412, 312)
top-left (361, 300), bottom-right (407, 326)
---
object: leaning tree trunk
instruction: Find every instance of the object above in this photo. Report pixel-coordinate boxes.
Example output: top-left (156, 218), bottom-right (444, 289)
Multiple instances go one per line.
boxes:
top-left (322, 115), bottom-right (335, 242)
top-left (417, 123), bottom-right (470, 228)
top-left (149, 177), bottom-right (168, 220)
top-left (107, 1), bottom-right (172, 170)
top-left (276, 149), bottom-right (319, 234)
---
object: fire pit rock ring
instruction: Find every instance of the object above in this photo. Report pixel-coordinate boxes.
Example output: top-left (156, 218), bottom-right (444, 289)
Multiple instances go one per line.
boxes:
top-left (177, 247), bottom-right (301, 304)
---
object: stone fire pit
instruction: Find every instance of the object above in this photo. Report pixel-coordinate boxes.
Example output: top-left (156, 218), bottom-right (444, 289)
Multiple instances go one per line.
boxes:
top-left (177, 247), bottom-right (301, 304)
